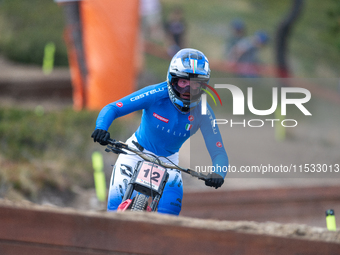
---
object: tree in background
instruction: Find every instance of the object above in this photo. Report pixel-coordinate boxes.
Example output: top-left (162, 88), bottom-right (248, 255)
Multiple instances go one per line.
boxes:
top-left (327, 0), bottom-right (340, 52)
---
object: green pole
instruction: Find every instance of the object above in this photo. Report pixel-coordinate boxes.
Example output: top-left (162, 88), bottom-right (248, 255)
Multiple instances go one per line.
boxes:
top-left (92, 151), bottom-right (107, 202)
top-left (326, 209), bottom-right (337, 231)
top-left (42, 42), bottom-right (56, 75)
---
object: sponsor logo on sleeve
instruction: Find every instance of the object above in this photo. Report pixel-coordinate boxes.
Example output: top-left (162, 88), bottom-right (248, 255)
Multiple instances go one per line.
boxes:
top-left (130, 87), bottom-right (165, 102)
top-left (116, 102), bottom-right (123, 108)
top-left (216, 141), bottom-right (222, 148)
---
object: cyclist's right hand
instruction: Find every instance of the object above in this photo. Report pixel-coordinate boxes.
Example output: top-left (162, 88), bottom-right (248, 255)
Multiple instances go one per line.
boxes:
top-left (91, 129), bottom-right (110, 145)
top-left (205, 172), bottom-right (224, 189)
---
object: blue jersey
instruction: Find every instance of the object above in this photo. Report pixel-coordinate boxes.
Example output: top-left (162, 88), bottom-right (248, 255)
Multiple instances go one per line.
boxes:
top-left (95, 82), bottom-right (228, 177)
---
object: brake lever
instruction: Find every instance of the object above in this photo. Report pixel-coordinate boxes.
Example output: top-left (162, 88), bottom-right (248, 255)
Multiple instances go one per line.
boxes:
top-left (186, 168), bottom-right (208, 180)
top-left (105, 145), bottom-right (127, 155)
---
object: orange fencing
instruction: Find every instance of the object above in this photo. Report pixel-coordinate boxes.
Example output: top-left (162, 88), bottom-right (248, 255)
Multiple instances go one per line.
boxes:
top-left (81, 0), bottom-right (139, 110)
top-left (63, 0), bottom-right (139, 111)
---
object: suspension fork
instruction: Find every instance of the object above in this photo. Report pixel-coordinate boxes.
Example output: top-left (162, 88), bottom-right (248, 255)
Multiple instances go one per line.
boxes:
top-left (149, 171), bottom-right (169, 211)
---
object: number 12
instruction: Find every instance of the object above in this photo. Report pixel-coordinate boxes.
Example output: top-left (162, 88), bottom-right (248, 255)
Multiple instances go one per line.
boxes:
top-left (143, 169), bottom-right (160, 182)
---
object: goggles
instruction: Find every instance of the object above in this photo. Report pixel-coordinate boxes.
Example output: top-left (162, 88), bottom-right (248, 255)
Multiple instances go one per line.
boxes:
top-left (175, 79), bottom-right (202, 96)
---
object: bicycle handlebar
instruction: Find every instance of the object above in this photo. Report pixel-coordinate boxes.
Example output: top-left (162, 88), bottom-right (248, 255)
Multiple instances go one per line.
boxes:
top-left (105, 138), bottom-right (209, 181)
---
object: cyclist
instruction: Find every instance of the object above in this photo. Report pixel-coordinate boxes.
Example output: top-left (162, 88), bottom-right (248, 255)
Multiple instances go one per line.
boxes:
top-left (91, 48), bottom-right (228, 215)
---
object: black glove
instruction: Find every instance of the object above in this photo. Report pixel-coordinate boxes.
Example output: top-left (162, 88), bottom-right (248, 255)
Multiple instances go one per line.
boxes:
top-left (91, 129), bottom-right (110, 145)
top-left (205, 173), bottom-right (224, 189)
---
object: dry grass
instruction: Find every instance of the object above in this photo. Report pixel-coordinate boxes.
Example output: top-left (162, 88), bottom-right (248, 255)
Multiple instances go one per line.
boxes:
top-left (0, 106), bottom-right (125, 203)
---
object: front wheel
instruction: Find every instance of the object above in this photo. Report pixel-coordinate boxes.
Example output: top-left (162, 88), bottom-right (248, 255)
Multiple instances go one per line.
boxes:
top-left (131, 193), bottom-right (148, 211)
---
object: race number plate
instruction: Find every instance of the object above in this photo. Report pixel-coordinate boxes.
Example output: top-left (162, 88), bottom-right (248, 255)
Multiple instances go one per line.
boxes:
top-left (135, 161), bottom-right (166, 193)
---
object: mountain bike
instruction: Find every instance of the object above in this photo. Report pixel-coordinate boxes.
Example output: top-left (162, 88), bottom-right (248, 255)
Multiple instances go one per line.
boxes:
top-left (104, 138), bottom-right (209, 212)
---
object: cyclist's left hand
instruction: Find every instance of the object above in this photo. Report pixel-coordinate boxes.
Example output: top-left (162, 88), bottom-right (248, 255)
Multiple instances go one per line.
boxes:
top-left (205, 173), bottom-right (224, 189)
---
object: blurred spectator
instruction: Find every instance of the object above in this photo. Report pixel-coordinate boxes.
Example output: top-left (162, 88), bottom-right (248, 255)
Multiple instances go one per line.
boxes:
top-left (224, 19), bottom-right (247, 57)
top-left (165, 6), bottom-right (187, 57)
top-left (137, 0), bottom-right (166, 76)
top-left (140, 0), bottom-right (165, 43)
top-left (227, 30), bottom-right (269, 77)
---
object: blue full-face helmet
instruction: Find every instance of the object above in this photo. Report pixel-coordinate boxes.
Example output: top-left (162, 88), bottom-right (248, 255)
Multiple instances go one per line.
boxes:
top-left (167, 48), bottom-right (210, 114)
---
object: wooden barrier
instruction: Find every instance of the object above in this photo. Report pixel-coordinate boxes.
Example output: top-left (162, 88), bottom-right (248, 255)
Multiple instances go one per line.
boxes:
top-left (181, 185), bottom-right (340, 226)
top-left (0, 199), bottom-right (339, 255)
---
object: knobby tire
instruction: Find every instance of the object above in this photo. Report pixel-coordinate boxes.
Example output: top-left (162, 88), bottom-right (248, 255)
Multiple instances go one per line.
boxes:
top-left (131, 193), bottom-right (148, 211)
